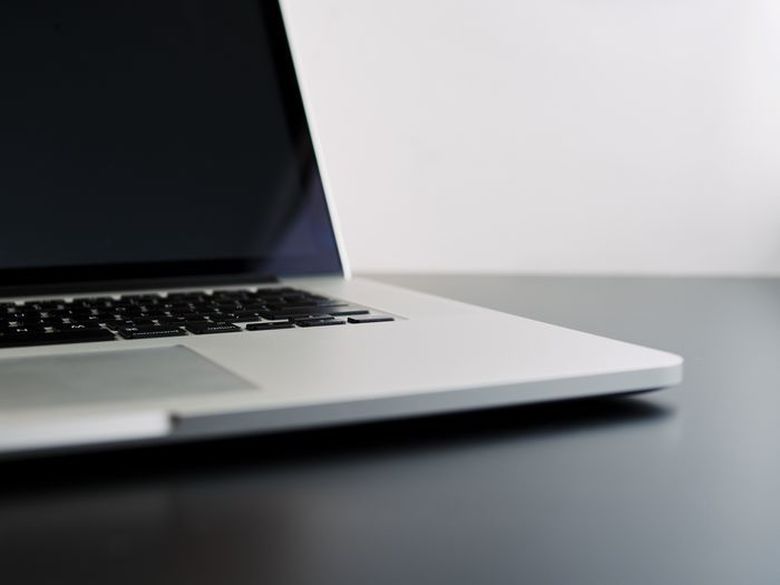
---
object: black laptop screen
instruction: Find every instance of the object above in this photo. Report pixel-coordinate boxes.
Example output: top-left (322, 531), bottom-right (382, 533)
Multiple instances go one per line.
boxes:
top-left (0, 0), bottom-right (342, 291)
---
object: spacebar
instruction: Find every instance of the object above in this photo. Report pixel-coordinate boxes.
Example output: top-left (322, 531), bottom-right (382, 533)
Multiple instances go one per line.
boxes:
top-left (0, 329), bottom-right (116, 348)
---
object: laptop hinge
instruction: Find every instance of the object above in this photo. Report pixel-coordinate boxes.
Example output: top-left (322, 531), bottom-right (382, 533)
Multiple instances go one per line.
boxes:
top-left (0, 273), bottom-right (279, 299)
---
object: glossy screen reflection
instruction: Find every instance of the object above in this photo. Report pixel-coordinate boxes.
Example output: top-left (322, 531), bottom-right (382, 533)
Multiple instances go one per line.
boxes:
top-left (0, 0), bottom-right (341, 286)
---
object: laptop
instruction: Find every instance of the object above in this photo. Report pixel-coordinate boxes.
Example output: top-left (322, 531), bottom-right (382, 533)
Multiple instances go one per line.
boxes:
top-left (0, 0), bottom-right (682, 457)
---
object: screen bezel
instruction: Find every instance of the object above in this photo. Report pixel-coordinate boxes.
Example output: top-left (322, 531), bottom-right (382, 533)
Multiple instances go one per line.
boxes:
top-left (0, 0), bottom-right (344, 296)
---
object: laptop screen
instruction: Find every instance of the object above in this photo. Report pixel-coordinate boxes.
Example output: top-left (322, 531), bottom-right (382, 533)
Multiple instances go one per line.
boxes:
top-left (0, 0), bottom-right (342, 291)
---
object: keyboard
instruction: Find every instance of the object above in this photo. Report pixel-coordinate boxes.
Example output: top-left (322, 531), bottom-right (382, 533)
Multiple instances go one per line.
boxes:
top-left (0, 287), bottom-right (395, 349)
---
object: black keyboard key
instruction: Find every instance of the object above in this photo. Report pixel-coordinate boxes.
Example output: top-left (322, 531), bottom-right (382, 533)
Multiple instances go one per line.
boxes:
top-left (185, 321), bottom-right (241, 335)
top-left (103, 319), bottom-right (136, 330)
top-left (70, 313), bottom-right (102, 321)
top-left (0, 327), bottom-right (115, 348)
top-left (252, 287), bottom-right (294, 298)
top-left (115, 306), bottom-right (144, 315)
top-left (70, 298), bottom-right (115, 310)
top-left (56, 324), bottom-right (107, 333)
top-left (230, 312), bottom-right (262, 323)
top-left (165, 292), bottom-right (210, 301)
top-left (329, 308), bottom-right (370, 316)
top-left (245, 322), bottom-right (295, 331)
top-left (262, 307), bottom-right (340, 320)
top-left (347, 315), bottom-right (395, 324)
top-left (156, 317), bottom-right (188, 325)
top-left (175, 312), bottom-right (204, 321)
top-left (7, 325), bottom-right (46, 334)
top-left (211, 290), bottom-right (250, 299)
top-left (201, 312), bottom-right (230, 321)
top-left (22, 301), bottom-right (64, 311)
top-left (163, 304), bottom-right (187, 312)
top-left (117, 325), bottom-right (187, 339)
top-left (296, 318), bottom-right (346, 328)
top-left (263, 302), bottom-right (309, 311)
top-left (310, 300), bottom-right (349, 308)
top-left (260, 312), bottom-right (309, 321)
top-left (142, 311), bottom-right (169, 319)
top-left (76, 296), bottom-right (115, 304)
top-left (12, 310), bottom-right (42, 321)
top-left (120, 293), bottom-right (162, 302)
top-left (60, 319), bottom-right (103, 329)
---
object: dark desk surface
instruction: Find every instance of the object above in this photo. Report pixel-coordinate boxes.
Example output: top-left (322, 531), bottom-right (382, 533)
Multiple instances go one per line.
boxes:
top-left (2, 275), bottom-right (779, 585)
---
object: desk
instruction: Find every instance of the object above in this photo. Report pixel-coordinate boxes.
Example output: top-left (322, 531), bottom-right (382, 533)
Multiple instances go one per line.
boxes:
top-left (2, 275), bottom-right (779, 585)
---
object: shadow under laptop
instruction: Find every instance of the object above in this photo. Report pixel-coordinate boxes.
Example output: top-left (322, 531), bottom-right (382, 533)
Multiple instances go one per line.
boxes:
top-left (0, 395), bottom-right (676, 585)
top-left (0, 394), bottom-right (674, 493)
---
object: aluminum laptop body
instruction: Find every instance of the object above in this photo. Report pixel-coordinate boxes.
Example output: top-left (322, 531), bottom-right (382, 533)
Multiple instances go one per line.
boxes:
top-left (0, 0), bottom-right (682, 457)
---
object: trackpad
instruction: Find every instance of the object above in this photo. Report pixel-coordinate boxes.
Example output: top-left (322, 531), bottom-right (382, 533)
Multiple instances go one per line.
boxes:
top-left (0, 346), bottom-right (257, 411)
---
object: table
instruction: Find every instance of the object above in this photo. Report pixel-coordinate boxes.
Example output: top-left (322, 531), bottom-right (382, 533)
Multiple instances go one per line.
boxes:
top-left (2, 275), bottom-right (779, 585)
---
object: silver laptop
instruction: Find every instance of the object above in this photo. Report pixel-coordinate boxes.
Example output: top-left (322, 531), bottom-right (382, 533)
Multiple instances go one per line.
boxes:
top-left (0, 0), bottom-right (682, 457)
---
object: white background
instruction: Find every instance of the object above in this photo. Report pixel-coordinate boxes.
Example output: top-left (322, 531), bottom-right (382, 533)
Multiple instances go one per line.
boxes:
top-left (282, 0), bottom-right (780, 274)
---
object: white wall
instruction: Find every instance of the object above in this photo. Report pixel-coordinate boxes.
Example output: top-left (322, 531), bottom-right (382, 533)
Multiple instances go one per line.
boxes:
top-left (282, 0), bottom-right (780, 274)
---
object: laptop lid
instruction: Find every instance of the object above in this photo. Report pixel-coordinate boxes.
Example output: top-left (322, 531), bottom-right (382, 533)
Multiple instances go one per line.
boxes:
top-left (0, 0), bottom-right (344, 296)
